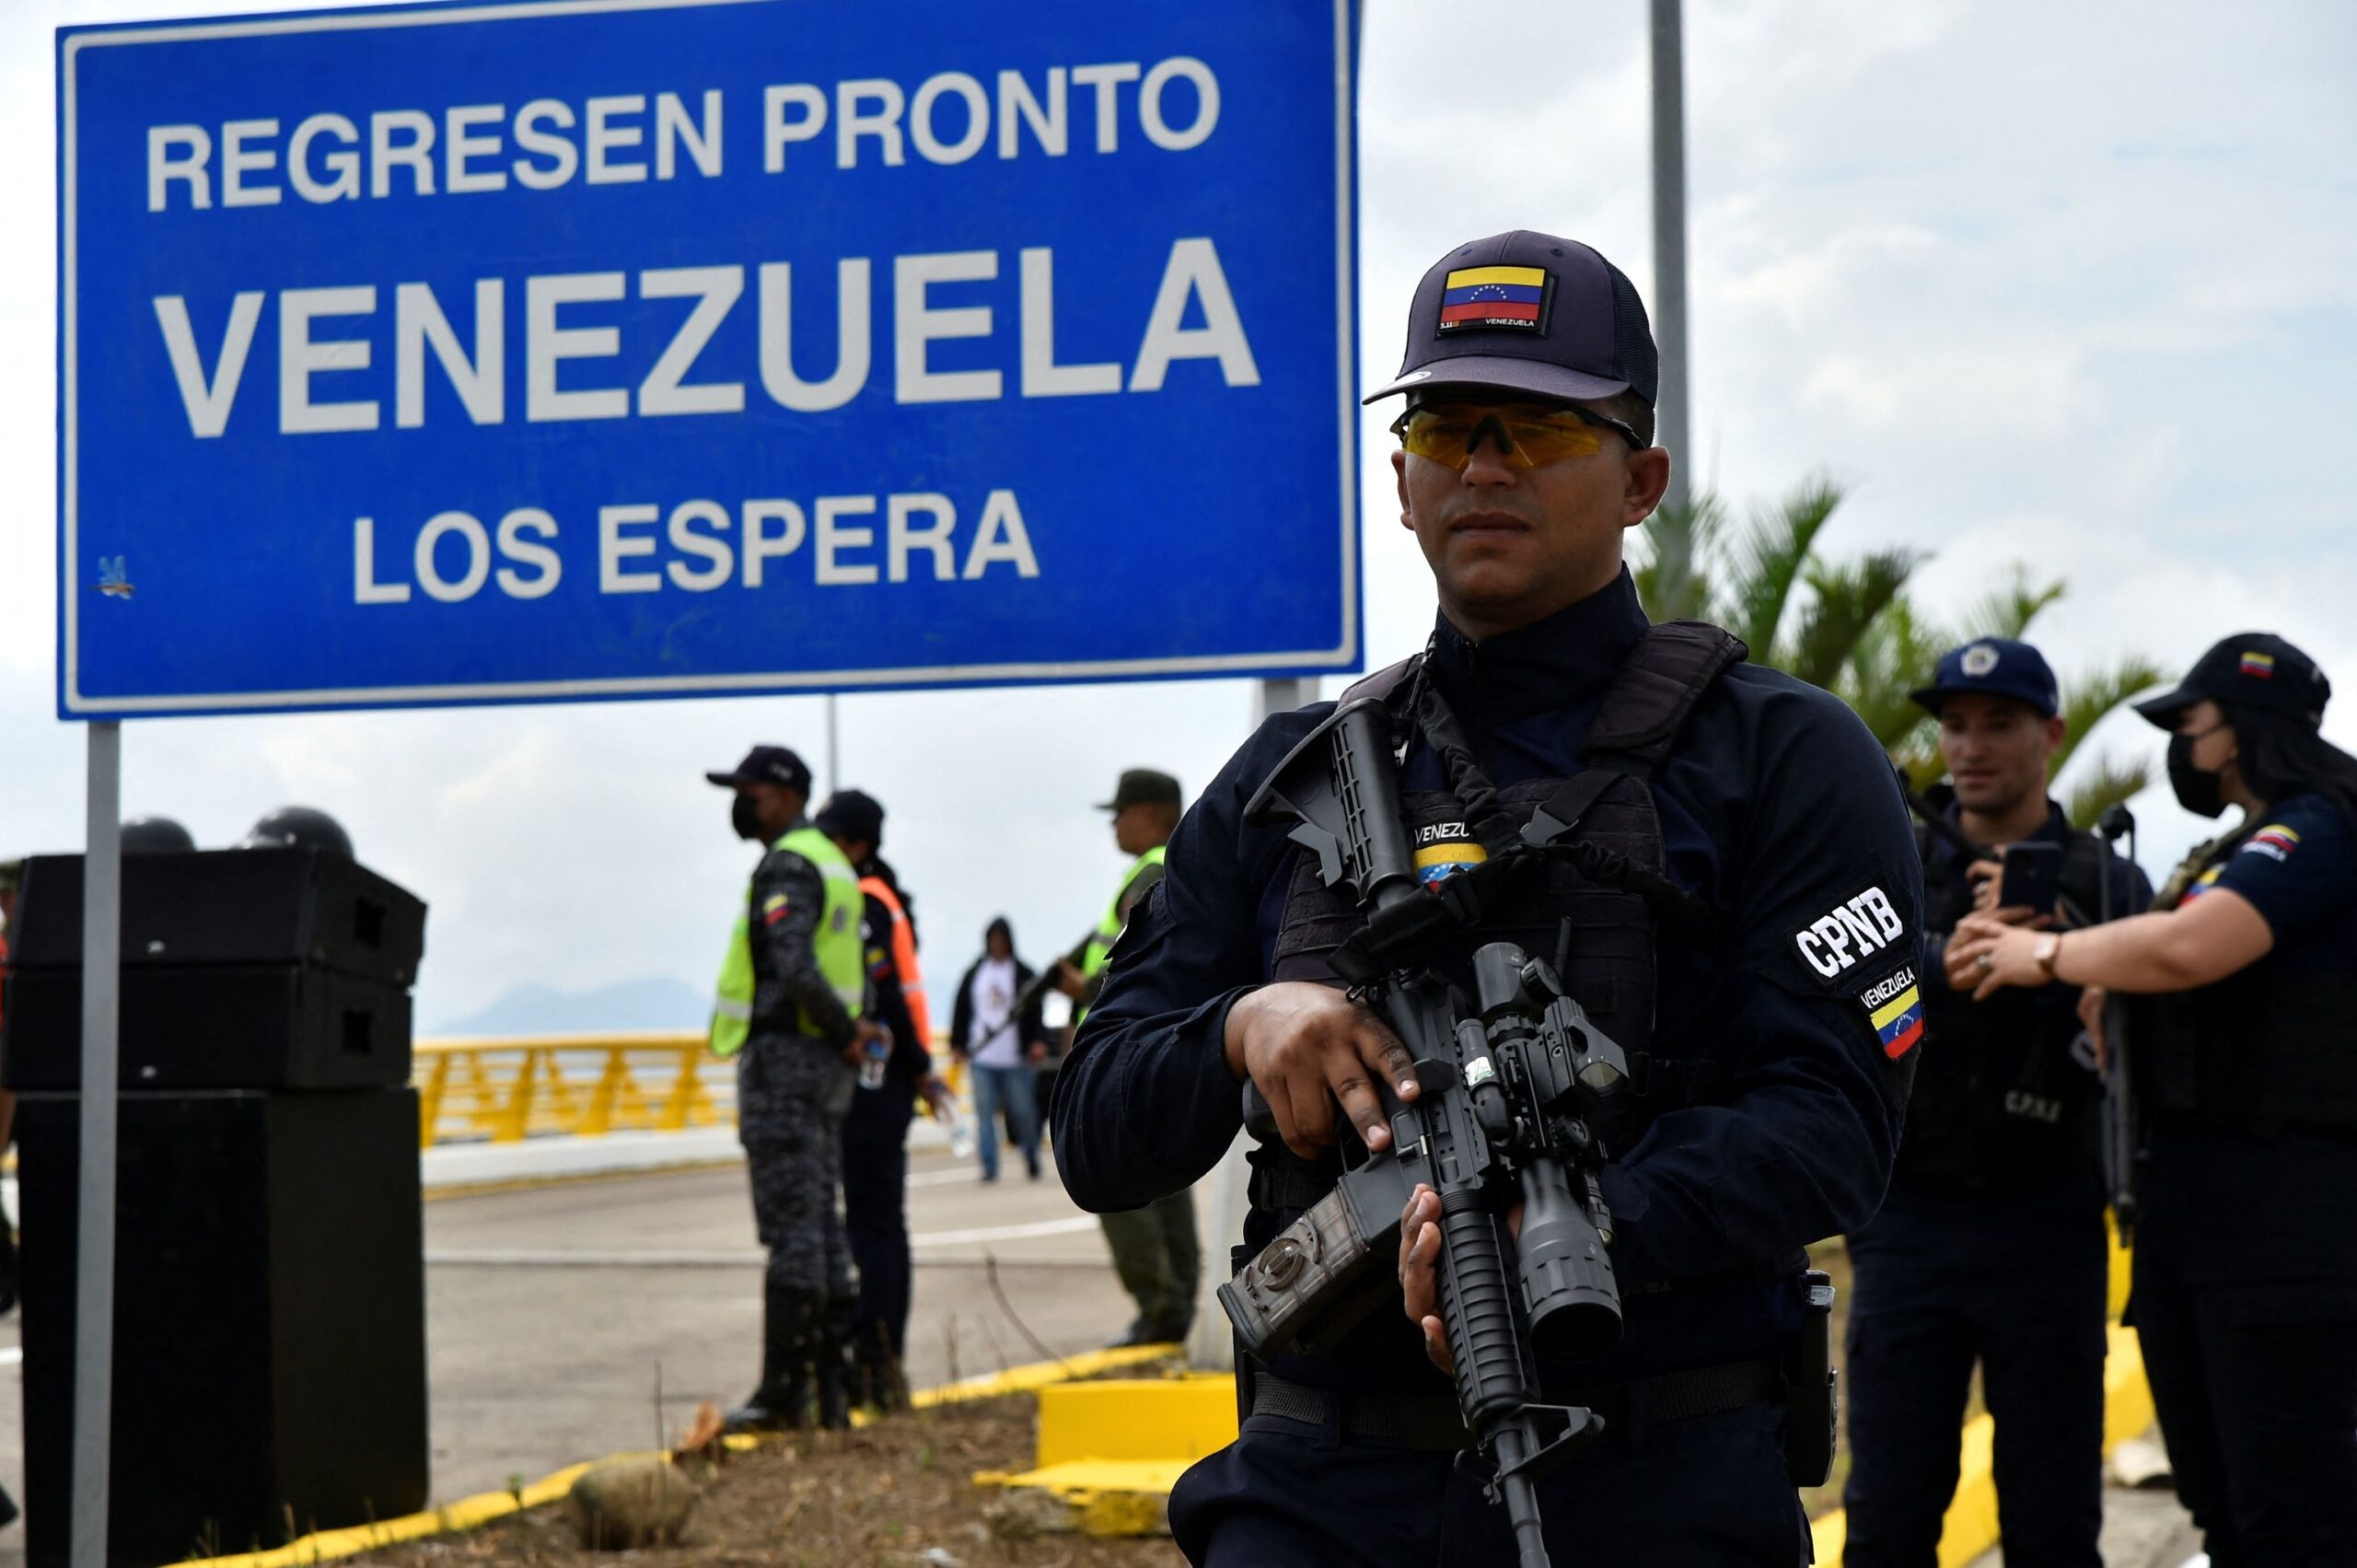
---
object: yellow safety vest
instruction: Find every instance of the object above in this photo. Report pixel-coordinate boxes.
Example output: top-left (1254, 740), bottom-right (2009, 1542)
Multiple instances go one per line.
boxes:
top-left (1074, 845), bottom-right (1167, 1027)
top-left (709, 825), bottom-right (865, 1058)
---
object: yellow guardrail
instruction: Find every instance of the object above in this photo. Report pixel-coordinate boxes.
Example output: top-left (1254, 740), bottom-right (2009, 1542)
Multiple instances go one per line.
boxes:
top-left (410, 1030), bottom-right (967, 1150)
top-left (412, 1031), bottom-right (729, 1149)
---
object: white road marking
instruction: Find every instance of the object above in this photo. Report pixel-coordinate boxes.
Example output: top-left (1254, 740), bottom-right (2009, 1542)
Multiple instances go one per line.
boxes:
top-left (906, 1167), bottom-right (981, 1189)
top-left (425, 1214), bottom-right (1099, 1268)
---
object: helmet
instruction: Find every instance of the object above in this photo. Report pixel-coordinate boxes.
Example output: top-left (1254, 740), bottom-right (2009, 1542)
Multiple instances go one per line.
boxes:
top-left (238, 806), bottom-right (354, 860)
top-left (120, 816), bottom-right (197, 854)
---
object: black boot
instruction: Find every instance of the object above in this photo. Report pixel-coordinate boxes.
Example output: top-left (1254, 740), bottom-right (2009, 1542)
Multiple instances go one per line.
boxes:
top-left (856, 1322), bottom-right (910, 1413)
top-left (722, 1283), bottom-right (819, 1434)
top-left (814, 1295), bottom-right (857, 1430)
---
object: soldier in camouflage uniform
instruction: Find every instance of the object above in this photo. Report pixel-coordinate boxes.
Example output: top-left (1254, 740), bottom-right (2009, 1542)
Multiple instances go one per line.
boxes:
top-left (706, 745), bottom-right (882, 1433)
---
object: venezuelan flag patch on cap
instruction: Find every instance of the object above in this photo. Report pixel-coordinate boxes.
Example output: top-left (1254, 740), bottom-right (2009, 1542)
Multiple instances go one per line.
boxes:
top-left (2241, 650), bottom-right (2277, 678)
top-left (1437, 264), bottom-right (1550, 333)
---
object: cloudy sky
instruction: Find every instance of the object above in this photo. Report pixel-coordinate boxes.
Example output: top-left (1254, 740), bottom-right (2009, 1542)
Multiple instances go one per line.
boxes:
top-left (3, 1), bottom-right (2351, 1030)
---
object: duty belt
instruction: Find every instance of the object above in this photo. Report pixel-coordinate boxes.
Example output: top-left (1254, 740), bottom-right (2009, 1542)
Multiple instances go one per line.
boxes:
top-left (1249, 1357), bottom-right (1786, 1450)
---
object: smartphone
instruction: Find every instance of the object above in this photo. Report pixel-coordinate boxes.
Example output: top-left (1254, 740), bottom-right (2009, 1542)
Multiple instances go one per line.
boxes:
top-left (1998, 842), bottom-right (2063, 914)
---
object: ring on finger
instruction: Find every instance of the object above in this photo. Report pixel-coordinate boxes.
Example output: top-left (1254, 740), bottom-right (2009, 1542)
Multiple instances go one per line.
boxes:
top-left (1974, 952), bottom-right (1993, 973)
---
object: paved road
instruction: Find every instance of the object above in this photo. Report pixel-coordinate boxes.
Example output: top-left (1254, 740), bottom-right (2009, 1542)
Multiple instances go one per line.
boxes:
top-left (0, 1160), bottom-right (2205, 1567)
top-left (0, 1151), bottom-right (1140, 1565)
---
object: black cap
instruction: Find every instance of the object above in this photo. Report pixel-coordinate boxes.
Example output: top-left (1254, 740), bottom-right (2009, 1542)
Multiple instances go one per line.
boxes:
top-left (1364, 230), bottom-right (1658, 408)
top-left (238, 806), bottom-right (353, 860)
top-left (814, 789), bottom-right (885, 847)
top-left (1096, 769), bottom-right (1182, 812)
top-left (122, 816), bottom-right (198, 855)
top-left (1909, 638), bottom-right (2061, 719)
top-left (706, 745), bottom-right (813, 796)
top-left (2135, 633), bottom-right (2330, 728)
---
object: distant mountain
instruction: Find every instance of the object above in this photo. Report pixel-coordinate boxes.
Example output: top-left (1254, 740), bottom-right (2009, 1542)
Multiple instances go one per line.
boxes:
top-left (428, 975), bottom-right (707, 1037)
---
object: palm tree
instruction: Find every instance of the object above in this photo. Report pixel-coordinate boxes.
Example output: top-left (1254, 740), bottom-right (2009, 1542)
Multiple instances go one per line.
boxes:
top-left (1632, 479), bottom-right (2164, 828)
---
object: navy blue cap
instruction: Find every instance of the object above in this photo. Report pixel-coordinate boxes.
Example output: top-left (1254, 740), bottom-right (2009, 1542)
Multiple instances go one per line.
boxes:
top-left (2134, 632), bottom-right (2330, 728)
top-left (814, 788), bottom-right (885, 846)
top-left (1910, 639), bottom-right (2061, 718)
top-left (706, 745), bottom-right (813, 796)
top-left (1364, 231), bottom-right (1658, 408)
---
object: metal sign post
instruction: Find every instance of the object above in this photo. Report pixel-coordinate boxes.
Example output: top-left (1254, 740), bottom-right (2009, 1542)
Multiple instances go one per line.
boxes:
top-left (1649, 0), bottom-right (1691, 516)
top-left (71, 722), bottom-right (122, 1568)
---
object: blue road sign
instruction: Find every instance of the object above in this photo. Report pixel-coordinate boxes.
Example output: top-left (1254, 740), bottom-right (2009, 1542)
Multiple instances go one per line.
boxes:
top-left (58, 0), bottom-right (1358, 718)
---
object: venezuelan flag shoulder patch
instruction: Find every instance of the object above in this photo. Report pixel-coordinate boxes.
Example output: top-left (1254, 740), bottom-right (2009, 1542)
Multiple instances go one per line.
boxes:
top-left (1861, 966), bottom-right (1923, 1060)
top-left (2242, 823), bottom-right (2302, 863)
top-left (1438, 264), bottom-right (1551, 334)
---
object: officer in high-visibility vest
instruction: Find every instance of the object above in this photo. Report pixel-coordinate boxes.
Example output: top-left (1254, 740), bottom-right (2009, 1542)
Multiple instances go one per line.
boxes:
top-left (706, 745), bottom-right (882, 1433)
top-left (1056, 768), bottom-right (1202, 1347)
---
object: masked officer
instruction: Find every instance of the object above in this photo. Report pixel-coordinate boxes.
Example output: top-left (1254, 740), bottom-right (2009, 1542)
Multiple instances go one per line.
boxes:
top-left (1056, 231), bottom-right (1922, 1566)
top-left (1840, 640), bottom-right (2147, 1567)
top-left (1956, 632), bottom-right (2357, 1565)
top-left (1058, 769), bottom-right (1202, 1347)
top-left (816, 788), bottom-right (934, 1410)
top-left (707, 746), bottom-right (882, 1433)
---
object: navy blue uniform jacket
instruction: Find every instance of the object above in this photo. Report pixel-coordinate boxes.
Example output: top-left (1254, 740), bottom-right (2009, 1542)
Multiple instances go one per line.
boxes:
top-left (1053, 571), bottom-right (1923, 1390)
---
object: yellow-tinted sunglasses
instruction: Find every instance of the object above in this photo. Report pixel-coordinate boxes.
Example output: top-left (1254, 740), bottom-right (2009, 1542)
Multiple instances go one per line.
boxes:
top-left (1390, 401), bottom-right (1642, 470)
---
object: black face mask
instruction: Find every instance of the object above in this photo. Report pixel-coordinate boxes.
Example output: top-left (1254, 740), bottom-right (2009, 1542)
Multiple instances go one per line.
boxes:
top-left (731, 796), bottom-right (766, 841)
top-left (2167, 733), bottom-right (2227, 819)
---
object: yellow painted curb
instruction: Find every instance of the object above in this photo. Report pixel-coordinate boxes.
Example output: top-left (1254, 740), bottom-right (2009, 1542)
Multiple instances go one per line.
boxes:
top-left (168, 1343), bottom-right (1182, 1568)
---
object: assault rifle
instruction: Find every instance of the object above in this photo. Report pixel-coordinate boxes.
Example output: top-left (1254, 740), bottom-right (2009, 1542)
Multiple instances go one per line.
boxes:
top-left (2096, 804), bottom-right (2139, 1240)
top-left (1215, 697), bottom-right (1628, 1568)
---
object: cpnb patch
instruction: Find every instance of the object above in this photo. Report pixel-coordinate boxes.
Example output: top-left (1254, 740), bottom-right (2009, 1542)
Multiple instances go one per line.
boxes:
top-left (1413, 819), bottom-right (1488, 887)
top-left (1793, 885), bottom-right (1907, 979)
top-left (1861, 965), bottom-right (1923, 1060)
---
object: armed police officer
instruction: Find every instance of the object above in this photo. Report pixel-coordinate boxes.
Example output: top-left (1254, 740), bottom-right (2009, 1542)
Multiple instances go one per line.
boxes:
top-left (1956, 633), bottom-right (2357, 1565)
top-left (1055, 231), bottom-right (1922, 1566)
top-left (1840, 640), bottom-right (2147, 1567)
top-left (707, 746), bottom-right (883, 1433)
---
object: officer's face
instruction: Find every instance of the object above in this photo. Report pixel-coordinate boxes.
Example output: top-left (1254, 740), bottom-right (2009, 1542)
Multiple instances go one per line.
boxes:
top-left (2176, 700), bottom-right (2241, 775)
top-left (1937, 695), bottom-right (2062, 814)
top-left (741, 783), bottom-right (803, 840)
top-left (1393, 400), bottom-right (1670, 638)
top-left (1113, 802), bottom-right (1174, 856)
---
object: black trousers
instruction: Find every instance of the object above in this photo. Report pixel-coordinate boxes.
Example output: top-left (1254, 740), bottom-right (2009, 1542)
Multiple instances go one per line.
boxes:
top-left (2133, 1124), bottom-right (2357, 1567)
top-left (842, 1080), bottom-right (915, 1358)
top-left (1169, 1399), bottom-right (1808, 1566)
top-left (1839, 1174), bottom-right (2108, 1568)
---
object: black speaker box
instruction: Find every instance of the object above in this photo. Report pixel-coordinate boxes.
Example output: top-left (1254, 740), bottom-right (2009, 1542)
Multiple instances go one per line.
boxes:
top-left (8, 849), bottom-right (424, 986)
top-left (16, 1089), bottom-right (430, 1568)
top-left (1, 965), bottom-right (412, 1091)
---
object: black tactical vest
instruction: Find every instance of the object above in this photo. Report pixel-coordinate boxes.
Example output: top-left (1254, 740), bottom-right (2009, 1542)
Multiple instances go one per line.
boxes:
top-left (1248, 621), bottom-right (1746, 1223)
top-left (2139, 825), bottom-right (2357, 1136)
top-left (1898, 819), bottom-right (2110, 1192)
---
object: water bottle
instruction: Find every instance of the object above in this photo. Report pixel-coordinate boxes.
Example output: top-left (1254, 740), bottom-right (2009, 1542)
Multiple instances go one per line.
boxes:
top-left (858, 1026), bottom-right (892, 1089)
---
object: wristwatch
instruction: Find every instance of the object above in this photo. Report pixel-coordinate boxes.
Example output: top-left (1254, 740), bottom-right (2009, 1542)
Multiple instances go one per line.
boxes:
top-left (2033, 933), bottom-right (2063, 981)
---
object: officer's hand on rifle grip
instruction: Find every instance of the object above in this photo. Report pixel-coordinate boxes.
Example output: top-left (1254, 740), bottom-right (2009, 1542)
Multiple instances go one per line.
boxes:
top-left (1224, 981), bottom-right (1419, 1160)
